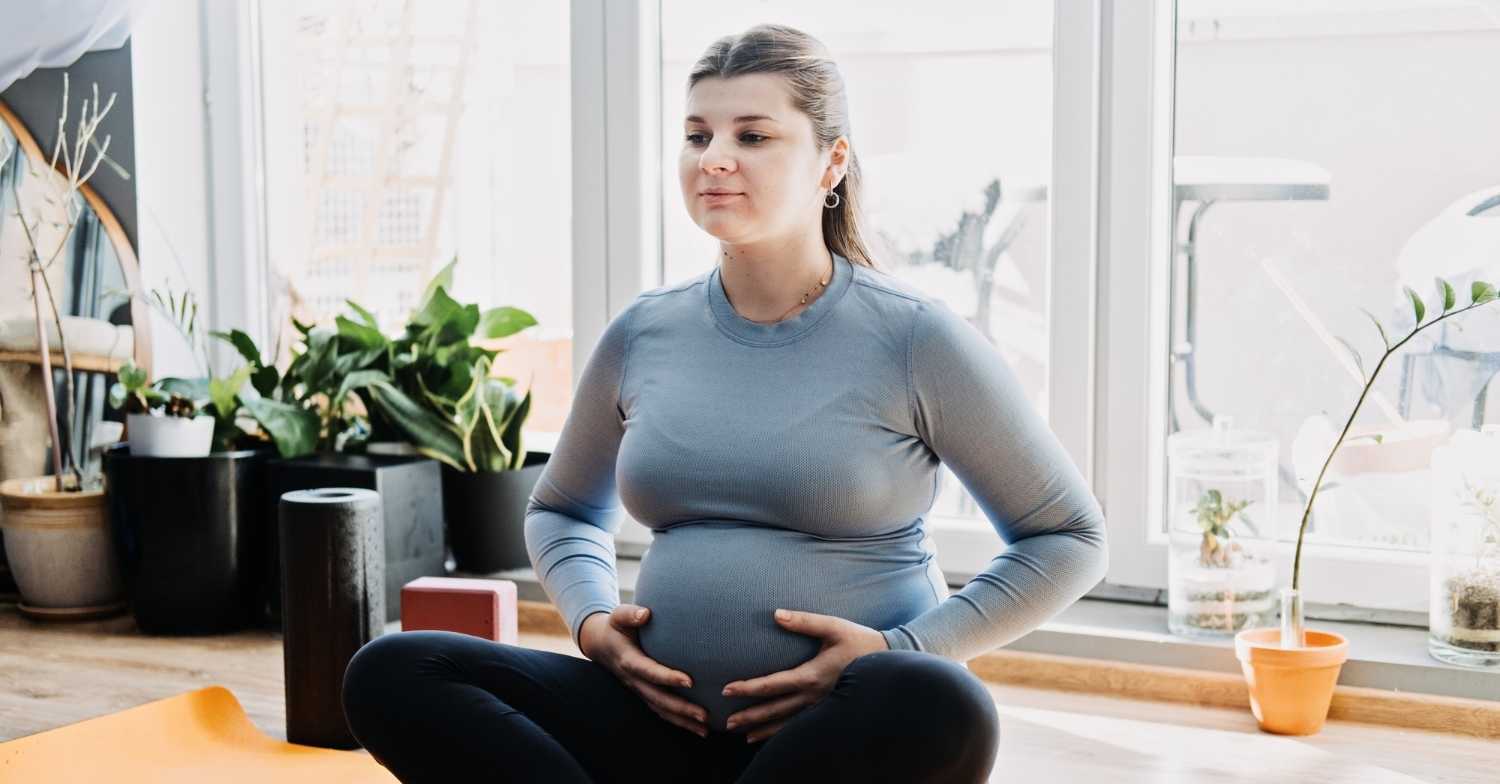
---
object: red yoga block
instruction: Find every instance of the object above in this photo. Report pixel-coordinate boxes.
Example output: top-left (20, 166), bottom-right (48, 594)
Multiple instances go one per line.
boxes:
top-left (400, 577), bottom-right (518, 643)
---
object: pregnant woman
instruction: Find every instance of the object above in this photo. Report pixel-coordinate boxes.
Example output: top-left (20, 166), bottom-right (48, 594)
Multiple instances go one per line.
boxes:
top-left (343, 23), bottom-right (1108, 784)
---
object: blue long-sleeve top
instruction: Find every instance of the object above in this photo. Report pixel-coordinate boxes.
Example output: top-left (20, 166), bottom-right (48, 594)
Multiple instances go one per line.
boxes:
top-left (525, 250), bottom-right (1108, 730)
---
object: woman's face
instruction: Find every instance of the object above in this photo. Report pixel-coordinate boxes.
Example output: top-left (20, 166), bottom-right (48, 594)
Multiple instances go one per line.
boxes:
top-left (679, 73), bottom-right (844, 245)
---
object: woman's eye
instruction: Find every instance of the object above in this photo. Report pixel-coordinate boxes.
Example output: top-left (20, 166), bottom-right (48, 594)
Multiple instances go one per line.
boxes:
top-left (684, 132), bottom-right (766, 146)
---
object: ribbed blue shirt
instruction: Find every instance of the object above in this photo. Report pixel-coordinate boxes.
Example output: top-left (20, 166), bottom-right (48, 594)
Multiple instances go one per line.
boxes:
top-left (525, 250), bottom-right (1108, 730)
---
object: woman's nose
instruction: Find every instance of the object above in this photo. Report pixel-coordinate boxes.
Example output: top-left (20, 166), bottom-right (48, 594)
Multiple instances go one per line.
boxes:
top-left (701, 140), bottom-right (735, 174)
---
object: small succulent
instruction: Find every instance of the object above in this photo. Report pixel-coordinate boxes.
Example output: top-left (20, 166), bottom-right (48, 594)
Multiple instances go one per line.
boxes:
top-left (107, 360), bottom-right (198, 418)
top-left (1192, 488), bottom-right (1253, 568)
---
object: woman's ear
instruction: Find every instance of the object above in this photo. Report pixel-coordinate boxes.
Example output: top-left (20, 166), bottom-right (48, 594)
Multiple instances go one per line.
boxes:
top-left (823, 138), bottom-right (850, 189)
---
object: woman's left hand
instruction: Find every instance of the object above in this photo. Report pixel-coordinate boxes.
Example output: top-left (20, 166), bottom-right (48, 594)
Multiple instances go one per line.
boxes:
top-left (721, 608), bottom-right (890, 743)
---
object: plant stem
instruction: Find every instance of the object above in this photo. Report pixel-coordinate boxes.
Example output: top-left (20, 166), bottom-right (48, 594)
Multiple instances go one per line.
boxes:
top-left (1291, 301), bottom-right (1488, 590)
top-left (28, 265), bottom-right (66, 492)
top-left (37, 268), bottom-right (83, 486)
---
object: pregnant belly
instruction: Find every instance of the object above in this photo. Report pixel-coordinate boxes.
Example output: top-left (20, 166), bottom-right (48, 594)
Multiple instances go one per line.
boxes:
top-left (631, 520), bottom-right (944, 731)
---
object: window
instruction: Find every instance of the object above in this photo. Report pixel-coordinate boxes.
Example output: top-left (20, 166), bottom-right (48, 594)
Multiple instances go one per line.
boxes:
top-left (1102, 0), bottom-right (1500, 614)
top-left (256, 0), bottom-right (576, 432)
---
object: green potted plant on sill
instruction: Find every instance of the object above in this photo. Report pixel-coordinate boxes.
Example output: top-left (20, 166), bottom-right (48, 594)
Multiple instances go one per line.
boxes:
top-left (108, 359), bottom-right (214, 457)
top-left (357, 260), bottom-right (543, 574)
top-left (1236, 276), bottom-right (1499, 736)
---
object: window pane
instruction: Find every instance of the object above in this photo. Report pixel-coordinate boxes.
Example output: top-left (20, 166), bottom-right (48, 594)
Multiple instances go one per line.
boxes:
top-left (1169, 1), bottom-right (1500, 550)
top-left (258, 0), bottom-right (574, 433)
top-left (660, 1), bottom-right (1053, 528)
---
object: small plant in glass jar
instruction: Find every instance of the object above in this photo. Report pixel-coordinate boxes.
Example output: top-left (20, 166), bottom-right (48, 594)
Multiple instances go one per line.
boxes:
top-left (1167, 418), bottom-right (1278, 637)
top-left (1429, 428), bottom-right (1500, 666)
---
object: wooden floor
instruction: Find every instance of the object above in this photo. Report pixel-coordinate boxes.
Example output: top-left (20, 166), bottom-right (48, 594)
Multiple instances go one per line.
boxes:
top-left (1, 606), bottom-right (1495, 783)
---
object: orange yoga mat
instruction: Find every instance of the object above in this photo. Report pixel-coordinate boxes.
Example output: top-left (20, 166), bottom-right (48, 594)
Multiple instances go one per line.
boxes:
top-left (0, 686), bottom-right (396, 783)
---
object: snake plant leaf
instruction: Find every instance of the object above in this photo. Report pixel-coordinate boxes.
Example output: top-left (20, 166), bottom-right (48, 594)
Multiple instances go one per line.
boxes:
top-left (333, 369), bottom-right (390, 410)
top-left (243, 397), bottom-right (319, 458)
top-left (499, 385), bottom-right (531, 470)
top-left (366, 378), bottom-right (468, 470)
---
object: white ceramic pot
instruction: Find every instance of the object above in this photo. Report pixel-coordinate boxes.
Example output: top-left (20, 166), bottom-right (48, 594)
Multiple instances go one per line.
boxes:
top-left (126, 413), bottom-right (215, 457)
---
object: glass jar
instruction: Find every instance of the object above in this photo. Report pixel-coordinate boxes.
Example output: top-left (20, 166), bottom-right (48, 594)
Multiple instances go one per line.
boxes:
top-left (1428, 425), bottom-right (1500, 668)
top-left (1167, 417), bottom-right (1279, 636)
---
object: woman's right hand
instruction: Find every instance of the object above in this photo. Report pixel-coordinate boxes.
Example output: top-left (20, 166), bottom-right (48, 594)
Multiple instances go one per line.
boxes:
top-left (579, 604), bottom-right (708, 738)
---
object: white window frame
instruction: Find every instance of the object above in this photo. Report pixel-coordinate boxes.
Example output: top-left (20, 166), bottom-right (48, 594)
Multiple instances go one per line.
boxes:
top-left (189, 0), bottom-right (1427, 610)
top-left (1096, 0), bottom-right (1427, 614)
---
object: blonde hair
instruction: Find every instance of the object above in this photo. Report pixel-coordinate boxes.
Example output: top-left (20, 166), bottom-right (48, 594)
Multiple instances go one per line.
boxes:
top-left (688, 23), bottom-right (878, 269)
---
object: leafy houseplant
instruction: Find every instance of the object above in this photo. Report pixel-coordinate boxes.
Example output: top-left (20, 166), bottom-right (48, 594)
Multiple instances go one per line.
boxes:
top-left (354, 262), bottom-right (544, 573)
top-left (108, 359), bottom-right (214, 457)
top-left (1235, 276), bottom-right (1500, 736)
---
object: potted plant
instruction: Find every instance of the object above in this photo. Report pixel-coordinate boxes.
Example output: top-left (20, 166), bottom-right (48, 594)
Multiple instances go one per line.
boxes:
top-left (351, 261), bottom-right (543, 574)
top-left (102, 287), bottom-right (317, 634)
top-left (0, 75), bottom-right (126, 619)
top-left (107, 359), bottom-right (214, 457)
top-left (371, 353), bottom-right (541, 573)
top-left (1236, 277), bottom-right (1499, 735)
top-left (1427, 426), bottom-right (1500, 667)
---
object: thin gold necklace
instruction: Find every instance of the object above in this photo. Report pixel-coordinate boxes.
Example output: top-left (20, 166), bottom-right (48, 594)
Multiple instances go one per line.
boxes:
top-left (727, 254), bottom-right (834, 324)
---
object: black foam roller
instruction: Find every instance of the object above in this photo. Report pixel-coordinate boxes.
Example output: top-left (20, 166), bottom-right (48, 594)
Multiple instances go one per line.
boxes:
top-left (279, 487), bottom-right (384, 748)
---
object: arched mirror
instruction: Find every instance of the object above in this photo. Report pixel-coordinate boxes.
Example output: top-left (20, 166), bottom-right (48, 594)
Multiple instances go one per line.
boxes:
top-left (0, 98), bottom-right (152, 485)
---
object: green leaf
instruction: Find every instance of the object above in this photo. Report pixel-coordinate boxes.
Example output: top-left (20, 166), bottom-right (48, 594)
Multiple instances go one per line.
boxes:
top-left (209, 365), bottom-right (254, 420)
top-left (158, 376), bottom-right (209, 401)
top-left (1438, 278), bottom-right (1456, 313)
top-left (1403, 286), bottom-right (1425, 327)
top-left (211, 329), bottom-right (264, 367)
top-left (118, 360), bottom-right (148, 391)
top-left (251, 365), bottom-right (279, 398)
top-left (345, 299), bottom-right (380, 329)
top-left (336, 315), bottom-right (386, 351)
top-left (1360, 308), bottom-right (1390, 350)
top-left (416, 258), bottom-right (458, 316)
top-left (243, 398), bottom-right (319, 458)
top-left (1334, 335), bottom-right (1365, 379)
top-left (333, 369), bottom-right (390, 409)
top-left (1473, 280), bottom-right (1498, 306)
top-left (499, 385), bottom-right (531, 470)
top-left (477, 306), bottom-right (538, 339)
top-left (107, 381), bottom-right (127, 410)
top-left (365, 379), bottom-right (469, 470)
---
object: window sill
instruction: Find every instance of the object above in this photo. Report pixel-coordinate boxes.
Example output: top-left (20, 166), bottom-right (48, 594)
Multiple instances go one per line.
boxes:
top-left (480, 555), bottom-right (1500, 704)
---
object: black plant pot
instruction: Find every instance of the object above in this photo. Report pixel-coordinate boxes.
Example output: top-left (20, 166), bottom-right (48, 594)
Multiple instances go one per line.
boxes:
top-left (442, 451), bottom-right (548, 574)
top-left (265, 452), bottom-right (446, 626)
top-left (103, 443), bottom-right (272, 634)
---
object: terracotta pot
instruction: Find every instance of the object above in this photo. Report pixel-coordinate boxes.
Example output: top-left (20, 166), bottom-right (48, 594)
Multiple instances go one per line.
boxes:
top-left (1234, 627), bottom-right (1349, 735)
top-left (0, 476), bottom-right (126, 619)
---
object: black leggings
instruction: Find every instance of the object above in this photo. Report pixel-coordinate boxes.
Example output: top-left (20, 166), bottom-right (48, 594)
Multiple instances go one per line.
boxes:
top-left (341, 630), bottom-right (1000, 783)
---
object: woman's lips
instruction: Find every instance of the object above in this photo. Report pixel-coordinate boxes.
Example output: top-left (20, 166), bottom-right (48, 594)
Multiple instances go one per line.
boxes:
top-left (700, 192), bottom-right (743, 205)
